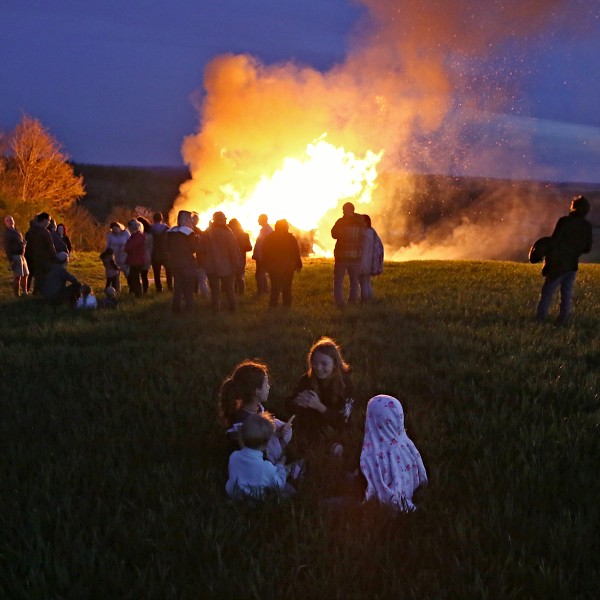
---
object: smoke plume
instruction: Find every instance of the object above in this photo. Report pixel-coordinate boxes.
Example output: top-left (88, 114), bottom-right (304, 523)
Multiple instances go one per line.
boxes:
top-left (173, 0), bottom-right (589, 259)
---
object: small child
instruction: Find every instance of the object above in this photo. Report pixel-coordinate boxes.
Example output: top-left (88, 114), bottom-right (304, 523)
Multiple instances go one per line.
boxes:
top-left (219, 360), bottom-right (292, 464)
top-left (360, 395), bottom-right (428, 512)
top-left (98, 285), bottom-right (118, 309)
top-left (75, 284), bottom-right (97, 309)
top-left (225, 413), bottom-right (287, 499)
top-left (99, 247), bottom-right (120, 290)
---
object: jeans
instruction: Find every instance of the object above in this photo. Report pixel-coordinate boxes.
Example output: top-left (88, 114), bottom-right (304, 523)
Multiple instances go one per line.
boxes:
top-left (151, 260), bottom-right (172, 292)
top-left (334, 260), bottom-right (361, 307)
top-left (171, 267), bottom-right (196, 313)
top-left (208, 273), bottom-right (236, 312)
top-left (255, 260), bottom-right (269, 294)
top-left (536, 271), bottom-right (577, 322)
top-left (127, 266), bottom-right (143, 297)
top-left (358, 274), bottom-right (373, 303)
top-left (269, 271), bottom-right (294, 307)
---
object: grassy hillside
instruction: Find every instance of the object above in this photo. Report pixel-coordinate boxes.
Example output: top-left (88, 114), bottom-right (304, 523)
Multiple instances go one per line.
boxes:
top-left (1, 258), bottom-right (599, 598)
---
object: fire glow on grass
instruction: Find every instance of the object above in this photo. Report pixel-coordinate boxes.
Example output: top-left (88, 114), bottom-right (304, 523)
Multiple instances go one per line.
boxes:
top-left (193, 137), bottom-right (383, 255)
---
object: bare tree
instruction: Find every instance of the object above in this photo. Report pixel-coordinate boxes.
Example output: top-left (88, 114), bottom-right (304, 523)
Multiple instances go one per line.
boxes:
top-left (0, 115), bottom-right (85, 216)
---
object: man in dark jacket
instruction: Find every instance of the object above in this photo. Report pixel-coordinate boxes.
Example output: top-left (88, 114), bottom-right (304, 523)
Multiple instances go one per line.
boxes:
top-left (262, 219), bottom-right (302, 308)
top-left (150, 212), bottom-right (172, 292)
top-left (167, 210), bottom-right (199, 314)
top-left (43, 252), bottom-right (80, 305)
top-left (536, 195), bottom-right (593, 323)
top-left (25, 212), bottom-right (58, 295)
top-left (331, 202), bottom-right (366, 307)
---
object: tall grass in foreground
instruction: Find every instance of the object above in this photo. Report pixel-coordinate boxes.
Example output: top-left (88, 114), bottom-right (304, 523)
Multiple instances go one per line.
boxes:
top-left (1, 256), bottom-right (599, 599)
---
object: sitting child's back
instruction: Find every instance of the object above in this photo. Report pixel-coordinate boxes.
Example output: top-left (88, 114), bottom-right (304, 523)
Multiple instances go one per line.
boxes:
top-left (226, 414), bottom-right (286, 499)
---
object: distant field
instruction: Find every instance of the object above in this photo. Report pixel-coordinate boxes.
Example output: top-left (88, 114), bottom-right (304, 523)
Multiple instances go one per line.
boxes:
top-left (1, 257), bottom-right (599, 598)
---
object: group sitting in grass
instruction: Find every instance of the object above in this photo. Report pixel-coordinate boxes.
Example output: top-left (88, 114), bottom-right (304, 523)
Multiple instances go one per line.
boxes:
top-left (221, 336), bottom-right (428, 511)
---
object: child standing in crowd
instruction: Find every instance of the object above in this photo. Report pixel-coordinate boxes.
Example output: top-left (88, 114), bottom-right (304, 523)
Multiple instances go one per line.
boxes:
top-left (75, 284), bottom-right (97, 309)
top-left (285, 337), bottom-right (354, 456)
top-left (360, 395), bottom-right (427, 512)
top-left (225, 413), bottom-right (288, 499)
top-left (100, 247), bottom-right (120, 290)
top-left (219, 360), bottom-right (292, 464)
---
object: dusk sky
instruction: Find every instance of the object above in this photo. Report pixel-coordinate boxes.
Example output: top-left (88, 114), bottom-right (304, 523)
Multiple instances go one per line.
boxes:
top-left (1, 0), bottom-right (599, 182)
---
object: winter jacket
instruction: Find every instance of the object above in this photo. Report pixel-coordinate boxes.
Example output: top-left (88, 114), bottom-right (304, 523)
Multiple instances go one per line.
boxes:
top-left (262, 231), bottom-right (302, 275)
top-left (124, 231), bottom-right (147, 267)
top-left (167, 226), bottom-right (198, 271)
top-left (204, 223), bottom-right (244, 277)
top-left (331, 213), bottom-right (366, 262)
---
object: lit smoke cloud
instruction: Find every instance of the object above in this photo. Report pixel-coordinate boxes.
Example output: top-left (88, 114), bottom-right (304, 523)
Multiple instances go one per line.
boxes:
top-left (173, 0), bottom-right (591, 259)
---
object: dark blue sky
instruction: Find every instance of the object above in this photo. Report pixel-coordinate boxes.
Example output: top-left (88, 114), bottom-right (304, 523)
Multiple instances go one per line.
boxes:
top-left (1, 1), bottom-right (598, 180)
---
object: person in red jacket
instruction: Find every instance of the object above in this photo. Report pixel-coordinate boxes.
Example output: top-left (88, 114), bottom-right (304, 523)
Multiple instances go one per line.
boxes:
top-left (124, 219), bottom-right (146, 297)
top-left (261, 219), bottom-right (302, 308)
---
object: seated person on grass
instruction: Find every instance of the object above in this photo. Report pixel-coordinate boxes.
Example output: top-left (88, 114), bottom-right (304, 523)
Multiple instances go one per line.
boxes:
top-left (42, 251), bottom-right (80, 306)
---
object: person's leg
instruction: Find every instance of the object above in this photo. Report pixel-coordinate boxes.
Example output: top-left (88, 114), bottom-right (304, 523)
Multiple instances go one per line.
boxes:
top-left (347, 262), bottom-right (360, 304)
top-left (182, 270), bottom-right (196, 312)
top-left (198, 268), bottom-right (209, 298)
top-left (281, 271), bottom-right (294, 307)
top-left (536, 275), bottom-right (562, 321)
top-left (141, 269), bottom-right (149, 294)
top-left (333, 261), bottom-right (347, 307)
top-left (256, 261), bottom-right (269, 294)
top-left (165, 266), bottom-right (173, 291)
top-left (171, 272), bottom-right (183, 313)
top-left (152, 261), bottom-right (163, 292)
top-left (269, 273), bottom-right (281, 307)
top-left (129, 266), bottom-right (142, 297)
top-left (12, 276), bottom-right (20, 297)
top-left (559, 271), bottom-right (577, 323)
top-left (207, 274), bottom-right (221, 312)
top-left (222, 274), bottom-right (237, 312)
top-left (360, 274), bottom-right (373, 302)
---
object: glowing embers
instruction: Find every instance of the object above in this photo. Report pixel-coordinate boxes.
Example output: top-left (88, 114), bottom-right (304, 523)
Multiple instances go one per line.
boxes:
top-left (194, 137), bottom-right (383, 254)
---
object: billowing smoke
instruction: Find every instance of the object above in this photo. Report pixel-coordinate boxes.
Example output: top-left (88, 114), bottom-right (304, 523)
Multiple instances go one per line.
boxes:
top-left (173, 0), bottom-right (587, 259)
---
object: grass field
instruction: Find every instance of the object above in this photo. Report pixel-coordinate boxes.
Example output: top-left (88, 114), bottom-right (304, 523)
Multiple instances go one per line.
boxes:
top-left (1, 255), bottom-right (599, 599)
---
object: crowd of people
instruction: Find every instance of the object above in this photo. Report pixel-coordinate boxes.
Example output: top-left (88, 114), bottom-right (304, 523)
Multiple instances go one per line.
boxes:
top-left (2, 195), bottom-right (593, 323)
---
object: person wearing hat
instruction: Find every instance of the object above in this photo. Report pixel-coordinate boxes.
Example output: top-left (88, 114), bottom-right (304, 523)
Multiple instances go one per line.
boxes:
top-left (536, 195), bottom-right (593, 324)
top-left (204, 211), bottom-right (244, 312)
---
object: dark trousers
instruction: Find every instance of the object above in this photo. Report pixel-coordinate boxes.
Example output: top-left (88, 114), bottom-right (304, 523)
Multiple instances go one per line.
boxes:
top-left (269, 271), bottom-right (294, 307)
top-left (152, 260), bottom-right (172, 291)
top-left (207, 273), bottom-right (236, 312)
top-left (141, 269), bottom-right (149, 294)
top-left (105, 275), bottom-right (119, 290)
top-left (172, 267), bottom-right (196, 313)
top-left (127, 266), bottom-right (143, 297)
top-left (255, 260), bottom-right (269, 294)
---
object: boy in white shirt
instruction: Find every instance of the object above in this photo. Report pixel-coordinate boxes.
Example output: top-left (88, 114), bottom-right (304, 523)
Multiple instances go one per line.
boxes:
top-left (225, 414), bottom-right (287, 499)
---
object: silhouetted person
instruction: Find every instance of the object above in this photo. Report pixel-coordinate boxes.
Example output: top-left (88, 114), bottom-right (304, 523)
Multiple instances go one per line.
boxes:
top-left (204, 211), bottom-right (244, 313)
top-left (150, 212), bottom-right (172, 292)
top-left (124, 219), bottom-right (146, 298)
top-left (191, 212), bottom-right (210, 298)
top-left (25, 212), bottom-right (58, 295)
top-left (331, 202), bottom-right (366, 307)
top-left (536, 195), bottom-right (593, 324)
top-left (252, 213), bottom-right (273, 295)
top-left (43, 252), bottom-right (80, 306)
top-left (358, 214), bottom-right (384, 303)
top-left (4, 215), bottom-right (29, 297)
top-left (167, 210), bottom-right (199, 314)
top-left (228, 218), bottom-right (252, 295)
top-left (262, 219), bottom-right (303, 308)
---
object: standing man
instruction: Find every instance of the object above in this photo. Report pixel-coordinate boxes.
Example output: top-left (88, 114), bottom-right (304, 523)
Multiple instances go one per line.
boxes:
top-left (262, 219), bottom-right (303, 308)
top-left (536, 195), bottom-right (593, 324)
top-left (150, 212), bottom-right (172, 292)
top-left (3, 215), bottom-right (29, 297)
top-left (252, 213), bottom-right (273, 295)
top-left (331, 202), bottom-right (366, 307)
top-left (25, 212), bottom-right (58, 295)
top-left (167, 210), bottom-right (199, 314)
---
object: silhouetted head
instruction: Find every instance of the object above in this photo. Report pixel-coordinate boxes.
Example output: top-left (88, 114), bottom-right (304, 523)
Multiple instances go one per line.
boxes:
top-left (258, 214), bottom-right (269, 227)
top-left (274, 219), bottom-right (289, 233)
top-left (177, 210), bottom-right (192, 227)
top-left (570, 195), bottom-right (590, 217)
top-left (342, 202), bottom-right (355, 216)
top-left (153, 212), bottom-right (163, 223)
